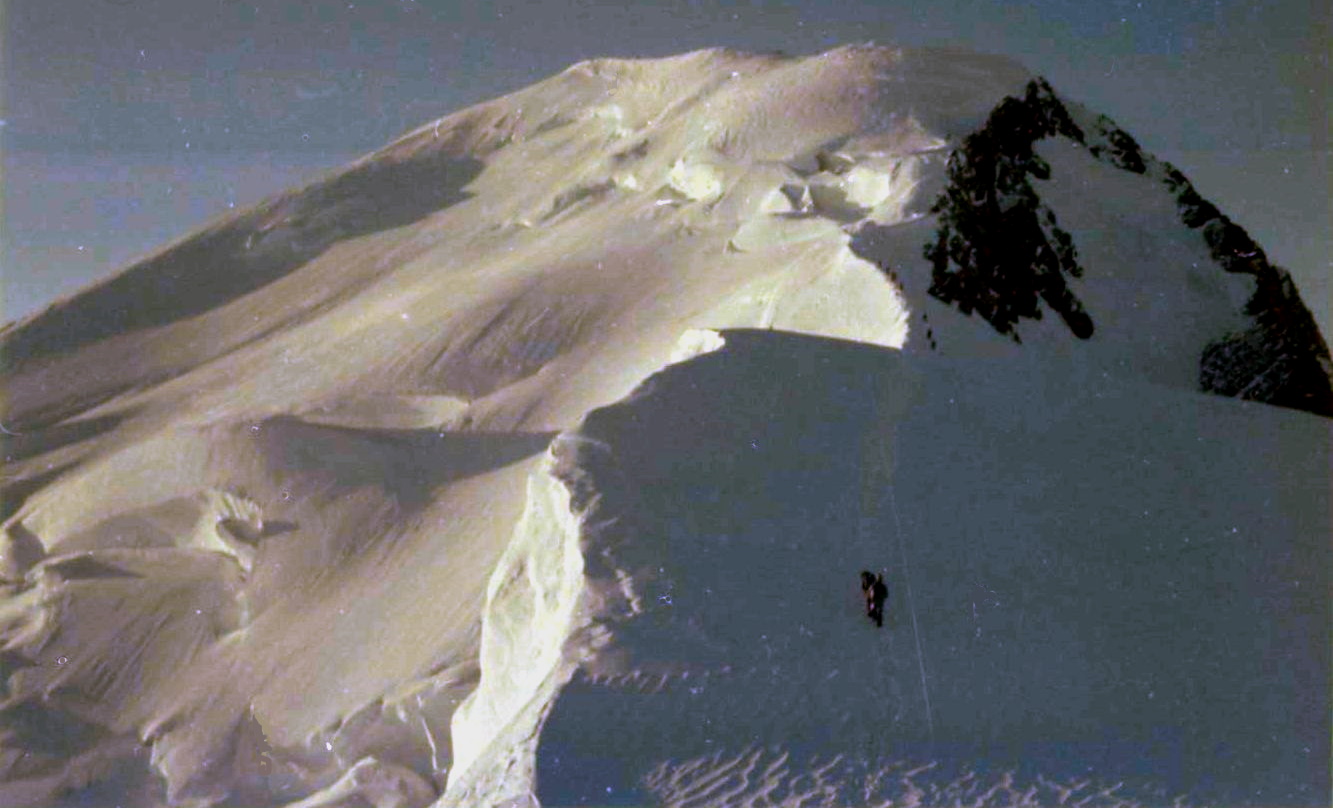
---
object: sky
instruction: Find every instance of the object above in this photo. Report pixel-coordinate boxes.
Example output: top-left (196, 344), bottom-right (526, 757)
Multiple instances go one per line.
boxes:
top-left (2, 0), bottom-right (1328, 333)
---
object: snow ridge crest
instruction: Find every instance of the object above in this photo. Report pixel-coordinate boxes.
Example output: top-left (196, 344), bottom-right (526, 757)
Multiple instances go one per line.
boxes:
top-left (439, 439), bottom-right (606, 808)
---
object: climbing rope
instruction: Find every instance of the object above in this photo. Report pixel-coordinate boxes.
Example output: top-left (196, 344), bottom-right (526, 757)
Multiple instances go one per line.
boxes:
top-left (886, 465), bottom-right (936, 741)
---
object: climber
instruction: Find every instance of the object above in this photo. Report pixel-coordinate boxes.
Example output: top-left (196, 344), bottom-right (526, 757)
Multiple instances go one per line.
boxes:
top-left (860, 570), bottom-right (888, 628)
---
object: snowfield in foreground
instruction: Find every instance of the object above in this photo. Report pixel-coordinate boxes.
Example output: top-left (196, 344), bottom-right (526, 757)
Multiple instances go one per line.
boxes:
top-left (446, 330), bottom-right (1328, 808)
top-left (0, 45), bottom-right (1328, 807)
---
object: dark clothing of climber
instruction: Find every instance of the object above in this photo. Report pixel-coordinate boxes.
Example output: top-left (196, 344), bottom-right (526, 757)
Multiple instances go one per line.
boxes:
top-left (861, 570), bottom-right (888, 628)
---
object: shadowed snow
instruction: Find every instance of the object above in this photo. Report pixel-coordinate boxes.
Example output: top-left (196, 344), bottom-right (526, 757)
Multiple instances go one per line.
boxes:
top-left (450, 330), bottom-right (1328, 807)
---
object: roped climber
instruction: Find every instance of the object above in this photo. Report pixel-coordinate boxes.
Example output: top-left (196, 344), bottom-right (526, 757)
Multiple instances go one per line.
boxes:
top-left (860, 570), bottom-right (888, 628)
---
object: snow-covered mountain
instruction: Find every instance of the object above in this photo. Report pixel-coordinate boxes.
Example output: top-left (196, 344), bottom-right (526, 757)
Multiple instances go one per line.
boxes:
top-left (0, 45), bottom-right (1327, 808)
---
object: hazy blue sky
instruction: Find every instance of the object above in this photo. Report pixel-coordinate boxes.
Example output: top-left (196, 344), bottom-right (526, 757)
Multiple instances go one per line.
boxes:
top-left (3, 0), bottom-right (1327, 332)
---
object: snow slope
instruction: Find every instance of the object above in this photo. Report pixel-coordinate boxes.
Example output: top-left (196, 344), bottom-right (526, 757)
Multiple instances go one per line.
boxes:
top-left (0, 45), bottom-right (1327, 807)
top-left (444, 329), bottom-right (1329, 808)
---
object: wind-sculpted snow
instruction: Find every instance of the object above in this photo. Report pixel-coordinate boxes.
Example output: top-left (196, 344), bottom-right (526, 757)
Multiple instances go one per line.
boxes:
top-left (641, 751), bottom-right (1170, 808)
top-left (442, 450), bottom-right (588, 807)
top-left (459, 330), bottom-right (1327, 807)
top-left (0, 45), bottom-right (1329, 807)
top-left (0, 153), bottom-right (487, 369)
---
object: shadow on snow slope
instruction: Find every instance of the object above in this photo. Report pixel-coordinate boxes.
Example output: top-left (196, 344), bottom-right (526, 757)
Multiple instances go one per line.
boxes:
top-left (532, 329), bottom-right (1328, 807)
top-left (249, 417), bottom-right (558, 513)
top-left (0, 152), bottom-right (484, 368)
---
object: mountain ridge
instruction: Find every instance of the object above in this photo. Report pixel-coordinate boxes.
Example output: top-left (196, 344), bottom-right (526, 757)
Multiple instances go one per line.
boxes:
top-left (0, 45), bottom-right (1328, 808)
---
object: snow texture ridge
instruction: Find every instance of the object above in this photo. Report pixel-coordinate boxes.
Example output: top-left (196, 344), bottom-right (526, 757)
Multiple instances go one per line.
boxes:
top-left (441, 449), bottom-right (588, 807)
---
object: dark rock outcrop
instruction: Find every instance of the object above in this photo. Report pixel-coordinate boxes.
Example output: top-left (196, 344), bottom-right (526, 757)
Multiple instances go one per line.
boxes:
top-left (920, 78), bottom-right (1332, 416)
